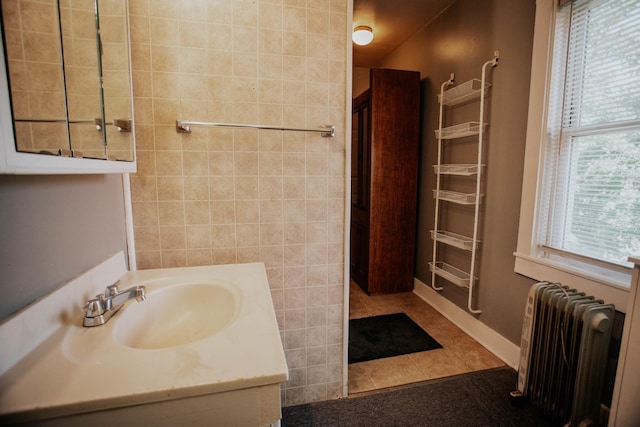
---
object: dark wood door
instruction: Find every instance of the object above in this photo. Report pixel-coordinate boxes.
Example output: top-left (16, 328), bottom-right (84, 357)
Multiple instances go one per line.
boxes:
top-left (350, 69), bottom-right (420, 295)
top-left (366, 69), bottom-right (420, 294)
top-left (350, 90), bottom-right (371, 289)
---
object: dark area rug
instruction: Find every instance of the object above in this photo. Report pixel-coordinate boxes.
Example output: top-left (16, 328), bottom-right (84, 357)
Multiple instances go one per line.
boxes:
top-left (348, 313), bottom-right (442, 363)
top-left (282, 367), bottom-right (554, 427)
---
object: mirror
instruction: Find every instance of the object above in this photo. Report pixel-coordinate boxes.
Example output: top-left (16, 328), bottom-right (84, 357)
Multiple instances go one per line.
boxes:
top-left (0, 0), bottom-right (135, 173)
top-left (2, 0), bottom-right (70, 155)
top-left (60, 1), bottom-right (106, 159)
top-left (97, 0), bottom-right (133, 162)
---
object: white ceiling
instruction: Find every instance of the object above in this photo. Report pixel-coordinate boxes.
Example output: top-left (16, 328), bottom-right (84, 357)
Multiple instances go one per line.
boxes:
top-left (352, 0), bottom-right (455, 68)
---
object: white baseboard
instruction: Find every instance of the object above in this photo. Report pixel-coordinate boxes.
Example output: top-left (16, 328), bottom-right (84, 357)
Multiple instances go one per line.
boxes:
top-left (413, 278), bottom-right (521, 370)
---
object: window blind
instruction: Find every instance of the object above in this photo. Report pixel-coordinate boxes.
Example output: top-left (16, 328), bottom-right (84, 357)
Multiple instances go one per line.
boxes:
top-left (542, 0), bottom-right (640, 267)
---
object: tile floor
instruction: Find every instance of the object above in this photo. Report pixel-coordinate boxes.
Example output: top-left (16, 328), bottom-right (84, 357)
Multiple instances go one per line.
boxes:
top-left (348, 280), bottom-right (505, 394)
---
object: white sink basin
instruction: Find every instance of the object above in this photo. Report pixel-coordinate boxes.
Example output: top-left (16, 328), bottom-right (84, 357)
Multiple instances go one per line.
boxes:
top-left (114, 283), bottom-right (240, 349)
top-left (0, 261), bottom-right (288, 426)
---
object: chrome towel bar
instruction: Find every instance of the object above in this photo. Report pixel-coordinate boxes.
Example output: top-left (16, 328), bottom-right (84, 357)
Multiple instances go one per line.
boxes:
top-left (176, 120), bottom-right (335, 137)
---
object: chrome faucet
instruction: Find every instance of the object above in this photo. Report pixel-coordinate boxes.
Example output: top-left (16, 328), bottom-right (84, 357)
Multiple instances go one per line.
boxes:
top-left (83, 281), bottom-right (146, 327)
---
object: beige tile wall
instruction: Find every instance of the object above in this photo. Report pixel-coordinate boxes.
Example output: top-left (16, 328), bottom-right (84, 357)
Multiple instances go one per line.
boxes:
top-left (128, 0), bottom-right (348, 406)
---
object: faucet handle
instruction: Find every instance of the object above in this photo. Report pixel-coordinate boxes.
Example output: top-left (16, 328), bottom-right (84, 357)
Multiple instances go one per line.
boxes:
top-left (135, 286), bottom-right (146, 302)
top-left (105, 281), bottom-right (120, 297)
top-left (84, 297), bottom-right (105, 317)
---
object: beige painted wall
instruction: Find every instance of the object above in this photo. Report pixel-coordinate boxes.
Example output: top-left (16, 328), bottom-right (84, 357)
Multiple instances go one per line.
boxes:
top-left (351, 66), bottom-right (369, 97)
top-left (0, 174), bottom-right (129, 320)
top-left (127, 1), bottom-right (349, 406)
top-left (370, 0), bottom-right (538, 343)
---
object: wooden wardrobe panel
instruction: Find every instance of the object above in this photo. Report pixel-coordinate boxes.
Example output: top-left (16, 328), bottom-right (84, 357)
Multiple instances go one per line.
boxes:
top-left (350, 68), bottom-right (420, 294)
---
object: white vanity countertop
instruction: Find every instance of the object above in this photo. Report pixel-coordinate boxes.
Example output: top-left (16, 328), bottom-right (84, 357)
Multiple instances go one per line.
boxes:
top-left (0, 261), bottom-right (288, 423)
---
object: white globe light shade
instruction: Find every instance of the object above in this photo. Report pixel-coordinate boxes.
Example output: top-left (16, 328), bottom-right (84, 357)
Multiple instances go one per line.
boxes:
top-left (353, 26), bottom-right (374, 46)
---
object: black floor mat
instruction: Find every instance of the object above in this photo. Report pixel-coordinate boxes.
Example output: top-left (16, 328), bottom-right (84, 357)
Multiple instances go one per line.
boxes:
top-left (348, 312), bottom-right (442, 363)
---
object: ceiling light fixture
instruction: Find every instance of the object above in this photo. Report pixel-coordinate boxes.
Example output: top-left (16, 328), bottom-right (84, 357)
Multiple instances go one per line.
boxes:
top-left (353, 25), bottom-right (374, 46)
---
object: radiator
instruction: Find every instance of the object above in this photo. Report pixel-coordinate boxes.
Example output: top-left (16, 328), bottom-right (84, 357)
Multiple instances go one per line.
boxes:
top-left (516, 282), bottom-right (614, 426)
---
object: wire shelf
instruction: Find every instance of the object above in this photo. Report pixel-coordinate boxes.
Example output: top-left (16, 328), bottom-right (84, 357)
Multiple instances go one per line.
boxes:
top-left (434, 122), bottom-right (486, 139)
top-left (429, 261), bottom-right (474, 288)
top-left (438, 79), bottom-right (491, 106)
top-left (430, 230), bottom-right (480, 251)
top-left (432, 190), bottom-right (482, 205)
top-left (433, 164), bottom-right (483, 176)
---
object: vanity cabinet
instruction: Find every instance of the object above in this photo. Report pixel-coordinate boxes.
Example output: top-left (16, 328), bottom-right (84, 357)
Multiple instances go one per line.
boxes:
top-left (350, 68), bottom-right (420, 294)
top-left (0, 256), bottom-right (288, 426)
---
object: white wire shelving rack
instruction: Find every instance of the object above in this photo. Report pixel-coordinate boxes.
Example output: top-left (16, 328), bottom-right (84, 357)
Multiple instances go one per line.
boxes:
top-left (429, 51), bottom-right (499, 314)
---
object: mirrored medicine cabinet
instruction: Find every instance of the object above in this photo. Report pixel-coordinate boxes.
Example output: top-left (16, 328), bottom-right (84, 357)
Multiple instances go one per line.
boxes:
top-left (0, 0), bottom-right (135, 174)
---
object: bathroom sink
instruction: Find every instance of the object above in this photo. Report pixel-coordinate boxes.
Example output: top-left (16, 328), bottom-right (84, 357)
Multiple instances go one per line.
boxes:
top-left (114, 283), bottom-right (239, 349)
top-left (1, 262), bottom-right (288, 425)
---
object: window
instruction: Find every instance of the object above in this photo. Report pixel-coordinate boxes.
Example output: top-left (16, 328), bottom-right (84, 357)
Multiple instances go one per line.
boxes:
top-left (515, 0), bottom-right (640, 310)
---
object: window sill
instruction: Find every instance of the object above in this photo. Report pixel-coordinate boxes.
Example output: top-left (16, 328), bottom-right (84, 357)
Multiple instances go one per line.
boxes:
top-left (514, 252), bottom-right (630, 312)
